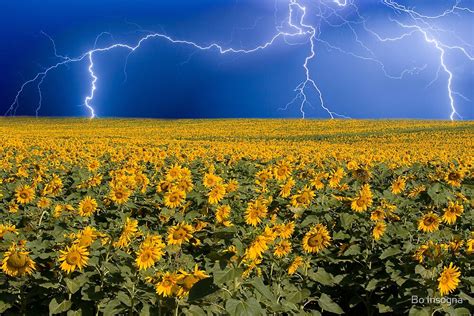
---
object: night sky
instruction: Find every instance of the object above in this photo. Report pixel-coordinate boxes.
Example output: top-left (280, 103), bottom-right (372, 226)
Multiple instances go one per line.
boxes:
top-left (1, 0), bottom-right (472, 119)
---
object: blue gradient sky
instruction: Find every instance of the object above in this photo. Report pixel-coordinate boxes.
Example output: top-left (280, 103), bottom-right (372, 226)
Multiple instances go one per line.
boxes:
top-left (0, 0), bottom-right (472, 119)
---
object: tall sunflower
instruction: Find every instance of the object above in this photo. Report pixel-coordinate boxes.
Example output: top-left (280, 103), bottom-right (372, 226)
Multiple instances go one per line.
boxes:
top-left (302, 224), bottom-right (331, 253)
top-left (1, 243), bottom-right (36, 277)
top-left (59, 244), bottom-right (90, 273)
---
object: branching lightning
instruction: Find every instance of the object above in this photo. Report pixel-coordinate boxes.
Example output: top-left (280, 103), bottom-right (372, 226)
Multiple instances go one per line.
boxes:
top-left (5, 0), bottom-right (473, 119)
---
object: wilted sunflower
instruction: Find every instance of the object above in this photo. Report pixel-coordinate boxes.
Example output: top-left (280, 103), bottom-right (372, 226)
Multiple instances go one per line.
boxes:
top-left (164, 188), bottom-right (186, 208)
top-left (274, 240), bottom-right (292, 258)
top-left (1, 243), bottom-right (36, 277)
top-left (418, 212), bottom-right (440, 233)
top-left (59, 244), bottom-right (89, 273)
top-left (15, 184), bottom-right (35, 204)
top-left (372, 221), bottom-right (387, 240)
top-left (442, 201), bottom-right (464, 225)
top-left (438, 262), bottom-right (461, 296)
top-left (78, 196), bottom-right (98, 216)
top-left (167, 223), bottom-right (193, 245)
top-left (302, 224), bottom-right (331, 253)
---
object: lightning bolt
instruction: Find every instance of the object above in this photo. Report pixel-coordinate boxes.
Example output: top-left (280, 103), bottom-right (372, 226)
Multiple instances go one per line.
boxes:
top-left (5, 0), bottom-right (473, 120)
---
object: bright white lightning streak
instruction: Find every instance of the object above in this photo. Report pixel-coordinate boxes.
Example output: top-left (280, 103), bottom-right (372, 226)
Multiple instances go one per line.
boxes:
top-left (377, 0), bottom-right (474, 120)
top-left (6, 0), bottom-right (473, 119)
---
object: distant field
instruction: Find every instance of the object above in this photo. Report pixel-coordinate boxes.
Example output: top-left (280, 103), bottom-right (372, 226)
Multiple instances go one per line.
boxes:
top-left (0, 119), bottom-right (472, 315)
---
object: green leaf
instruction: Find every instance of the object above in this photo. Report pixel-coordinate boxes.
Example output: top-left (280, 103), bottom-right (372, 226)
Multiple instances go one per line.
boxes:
top-left (377, 303), bottom-right (393, 313)
top-left (0, 301), bottom-right (12, 313)
top-left (453, 308), bottom-right (471, 316)
top-left (65, 276), bottom-right (88, 294)
top-left (309, 268), bottom-right (335, 286)
top-left (344, 244), bottom-right (361, 256)
top-left (380, 246), bottom-right (401, 259)
top-left (117, 291), bottom-right (131, 307)
top-left (318, 294), bottom-right (344, 315)
top-left (214, 267), bottom-right (243, 284)
top-left (188, 277), bottom-right (220, 302)
top-left (287, 289), bottom-right (311, 304)
top-left (67, 310), bottom-right (82, 316)
top-left (185, 305), bottom-right (207, 316)
top-left (340, 213), bottom-right (355, 229)
top-left (249, 278), bottom-right (276, 302)
top-left (408, 306), bottom-right (431, 316)
top-left (139, 304), bottom-right (150, 316)
top-left (226, 298), bottom-right (264, 316)
top-left (49, 298), bottom-right (72, 315)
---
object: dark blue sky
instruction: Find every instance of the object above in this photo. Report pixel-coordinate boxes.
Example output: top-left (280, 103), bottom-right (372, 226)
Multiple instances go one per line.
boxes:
top-left (0, 0), bottom-right (472, 119)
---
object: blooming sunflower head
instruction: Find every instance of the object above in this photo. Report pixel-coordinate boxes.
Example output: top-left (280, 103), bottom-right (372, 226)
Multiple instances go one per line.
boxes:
top-left (15, 184), bottom-right (35, 205)
top-left (438, 262), bottom-right (461, 296)
top-left (418, 212), bottom-right (440, 233)
top-left (442, 201), bottom-right (464, 225)
top-left (78, 196), bottom-right (98, 217)
top-left (302, 224), bottom-right (331, 253)
top-left (164, 188), bottom-right (186, 209)
top-left (1, 243), bottom-right (36, 277)
top-left (372, 221), bottom-right (387, 241)
top-left (59, 244), bottom-right (90, 274)
top-left (167, 223), bottom-right (193, 245)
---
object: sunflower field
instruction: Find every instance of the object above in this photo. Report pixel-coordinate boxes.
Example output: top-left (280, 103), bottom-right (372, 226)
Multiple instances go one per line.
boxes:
top-left (0, 119), bottom-right (473, 315)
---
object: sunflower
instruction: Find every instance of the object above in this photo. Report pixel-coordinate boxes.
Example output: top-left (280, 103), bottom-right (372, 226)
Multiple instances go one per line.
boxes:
top-left (442, 201), bottom-right (464, 225)
top-left (273, 161), bottom-right (292, 181)
top-left (74, 226), bottom-right (98, 247)
top-left (274, 240), bottom-right (292, 258)
top-left (225, 180), bottom-right (239, 193)
top-left (136, 246), bottom-right (163, 271)
top-left (372, 221), bottom-right (386, 240)
top-left (272, 222), bottom-right (295, 239)
top-left (37, 197), bottom-right (51, 209)
top-left (78, 196), bottom-right (98, 216)
top-left (15, 184), bottom-right (35, 204)
top-left (351, 184), bottom-right (373, 212)
top-left (109, 185), bottom-right (131, 205)
top-left (59, 244), bottom-right (89, 273)
top-left (466, 239), bottom-right (473, 254)
top-left (445, 170), bottom-right (463, 187)
top-left (164, 188), bottom-right (186, 208)
top-left (1, 243), bottom-right (36, 277)
top-left (216, 205), bottom-right (231, 226)
top-left (302, 224), bottom-right (331, 253)
top-left (370, 209), bottom-right (385, 221)
top-left (245, 235), bottom-right (270, 260)
top-left (438, 263), bottom-right (461, 296)
top-left (203, 173), bottom-right (222, 188)
top-left (279, 178), bottom-right (295, 198)
top-left (0, 224), bottom-right (17, 239)
top-left (208, 184), bottom-right (226, 205)
top-left (166, 164), bottom-right (183, 181)
top-left (167, 223), bottom-right (193, 245)
top-left (245, 199), bottom-right (268, 226)
top-left (391, 177), bottom-right (406, 194)
top-left (155, 272), bottom-right (179, 297)
top-left (288, 256), bottom-right (304, 275)
top-left (418, 212), bottom-right (440, 233)
top-left (291, 187), bottom-right (315, 208)
top-left (114, 218), bottom-right (139, 248)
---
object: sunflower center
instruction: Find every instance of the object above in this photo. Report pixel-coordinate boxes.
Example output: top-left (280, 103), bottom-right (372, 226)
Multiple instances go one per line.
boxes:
top-left (308, 235), bottom-right (322, 247)
top-left (66, 251), bottom-right (81, 265)
top-left (115, 192), bottom-right (124, 199)
top-left (424, 217), bottom-right (435, 225)
top-left (169, 195), bottom-right (178, 202)
top-left (448, 173), bottom-right (460, 181)
top-left (141, 252), bottom-right (151, 261)
top-left (7, 252), bottom-right (28, 269)
top-left (173, 229), bottom-right (186, 240)
top-left (20, 192), bottom-right (28, 199)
